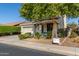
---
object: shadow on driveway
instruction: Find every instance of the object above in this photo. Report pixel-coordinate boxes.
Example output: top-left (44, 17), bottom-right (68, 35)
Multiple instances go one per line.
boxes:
top-left (0, 43), bottom-right (65, 56)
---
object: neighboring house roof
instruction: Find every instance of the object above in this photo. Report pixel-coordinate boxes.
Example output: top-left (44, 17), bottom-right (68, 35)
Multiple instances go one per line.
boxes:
top-left (5, 21), bottom-right (25, 26)
top-left (20, 21), bottom-right (33, 26)
top-left (3, 21), bottom-right (33, 26)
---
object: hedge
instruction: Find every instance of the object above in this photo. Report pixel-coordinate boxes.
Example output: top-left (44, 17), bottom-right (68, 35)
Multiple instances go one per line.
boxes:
top-left (0, 26), bottom-right (21, 36)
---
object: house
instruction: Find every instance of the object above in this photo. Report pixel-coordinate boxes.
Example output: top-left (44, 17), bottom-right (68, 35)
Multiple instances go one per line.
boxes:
top-left (33, 15), bottom-right (67, 38)
top-left (19, 15), bottom-right (67, 38)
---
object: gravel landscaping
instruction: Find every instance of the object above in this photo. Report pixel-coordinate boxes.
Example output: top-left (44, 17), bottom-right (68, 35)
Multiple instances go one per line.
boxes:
top-left (60, 37), bottom-right (79, 48)
top-left (23, 37), bottom-right (79, 48)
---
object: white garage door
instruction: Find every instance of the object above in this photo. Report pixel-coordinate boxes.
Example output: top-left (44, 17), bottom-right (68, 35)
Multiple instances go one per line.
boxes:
top-left (21, 26), bottom-right (33, 34)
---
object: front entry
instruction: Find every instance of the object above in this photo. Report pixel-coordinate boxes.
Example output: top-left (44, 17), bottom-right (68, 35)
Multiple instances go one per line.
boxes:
top-left (47, 23), bottom-right (53, 32)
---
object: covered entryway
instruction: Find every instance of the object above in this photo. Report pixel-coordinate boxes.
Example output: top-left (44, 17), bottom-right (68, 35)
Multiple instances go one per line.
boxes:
top-left (33, 20), bottom-right (54, 36)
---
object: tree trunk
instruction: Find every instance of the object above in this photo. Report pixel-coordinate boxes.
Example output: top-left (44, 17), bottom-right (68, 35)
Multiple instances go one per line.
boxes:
top-left (52, 19), bottom-right (58, 38)
top-left (63, 14), bottom-right (67, 29)
top-left (52, 20), bottom-right (58, 38)
top-left (67, 28), bottom-right (72, 37)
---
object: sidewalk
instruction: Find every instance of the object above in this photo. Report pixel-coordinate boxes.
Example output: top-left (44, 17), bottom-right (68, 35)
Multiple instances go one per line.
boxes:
top-left (0, 35), bottom-right (79, 56)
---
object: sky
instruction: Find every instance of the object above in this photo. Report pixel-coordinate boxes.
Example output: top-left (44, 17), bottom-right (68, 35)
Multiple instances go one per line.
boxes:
top-left (67, 17), bottom-right (79, 25)
top-left (0, 3), bottom-right (79, 24)
top-left (0, 3), bottom-right (25, 24)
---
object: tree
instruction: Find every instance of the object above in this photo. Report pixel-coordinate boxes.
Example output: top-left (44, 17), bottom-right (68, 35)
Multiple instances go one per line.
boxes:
top-left (20, 3), bottom-right (79, 21)
top-left (19, 3), bottom-right (79, 38)
top-left (67, 23), bottom-right (78, 36)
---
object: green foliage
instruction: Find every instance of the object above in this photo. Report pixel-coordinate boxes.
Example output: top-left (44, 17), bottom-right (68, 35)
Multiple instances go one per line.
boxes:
top-left (0, 26), bottom-right (20, 36)
top-left (18, 33), bottom-right (31, 40)
top-left (18, 34), bottom-right (27, 40)
top-left (34, 32), bottom-right (41, 39)
top-left (24, 33), bottom-right (32, 38)
top-left (67, 23), bottom-right (77, 28)
top-left (58, 29), bottom-right (65, 38)
top-left (75, 29), bottom-right (79, 36)
top-left (58, 3), bottom-right (79, 17)
top-left (46, 31), bottom-right (52, 39)
top-left (19, 3), bottom-right (79, 38)
top-left (67, 23), bottom-right (79, 37)
top-left (20, 3), bottom-right (79, 21)
top-left (69, 31), bottom-right (78, 38)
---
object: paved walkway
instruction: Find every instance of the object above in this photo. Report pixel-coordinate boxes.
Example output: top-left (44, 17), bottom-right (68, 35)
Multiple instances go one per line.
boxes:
top-left (0, 35), bottom-right (79, 56)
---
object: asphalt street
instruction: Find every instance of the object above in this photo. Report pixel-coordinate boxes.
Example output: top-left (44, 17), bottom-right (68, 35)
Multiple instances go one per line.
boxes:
top-left (0, 43), bottom-right (65, 56)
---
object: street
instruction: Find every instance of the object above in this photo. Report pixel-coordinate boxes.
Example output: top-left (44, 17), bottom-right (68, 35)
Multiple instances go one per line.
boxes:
top-left (0, 43), bottom-right (64, 56)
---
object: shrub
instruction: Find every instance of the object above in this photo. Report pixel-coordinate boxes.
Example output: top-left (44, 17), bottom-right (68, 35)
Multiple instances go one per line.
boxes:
top-left (69, 31), bottom-right (78, 38)
top-left (18, 34), bottom-right (26, 40)
top-left (24, 33), bottom-right (31, 38)
top-left (58, 29), bottom-right (65, 38)
top-left (35, 32), bottom-right (41, 39)
top-left (75, 28), bottom-right (79, 36)
top-left (46, 31), bottom-right (52, 39)
top-left (18, 33), bottom-right (31, 40)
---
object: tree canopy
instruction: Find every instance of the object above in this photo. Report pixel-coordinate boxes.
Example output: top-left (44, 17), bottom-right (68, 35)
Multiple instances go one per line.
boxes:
top-left (19, 3), bottom-right (79, 21)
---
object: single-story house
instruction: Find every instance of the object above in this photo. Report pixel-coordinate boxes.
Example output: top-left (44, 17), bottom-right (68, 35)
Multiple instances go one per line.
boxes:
top-left (20, 15), bottom-right (67, 38)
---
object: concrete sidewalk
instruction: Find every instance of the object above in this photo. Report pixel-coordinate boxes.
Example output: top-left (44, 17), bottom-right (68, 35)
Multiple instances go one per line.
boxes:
top-left (0, 35), bottom-right (79, 56)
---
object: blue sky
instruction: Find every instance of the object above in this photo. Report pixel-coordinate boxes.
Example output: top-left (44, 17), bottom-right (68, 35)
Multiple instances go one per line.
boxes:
top-left (67, 17), bottom-right (79, 25)
top-left (0, 3), bottom-right (25, 24)
top-left (0, 3), bottom-right (79, 24)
